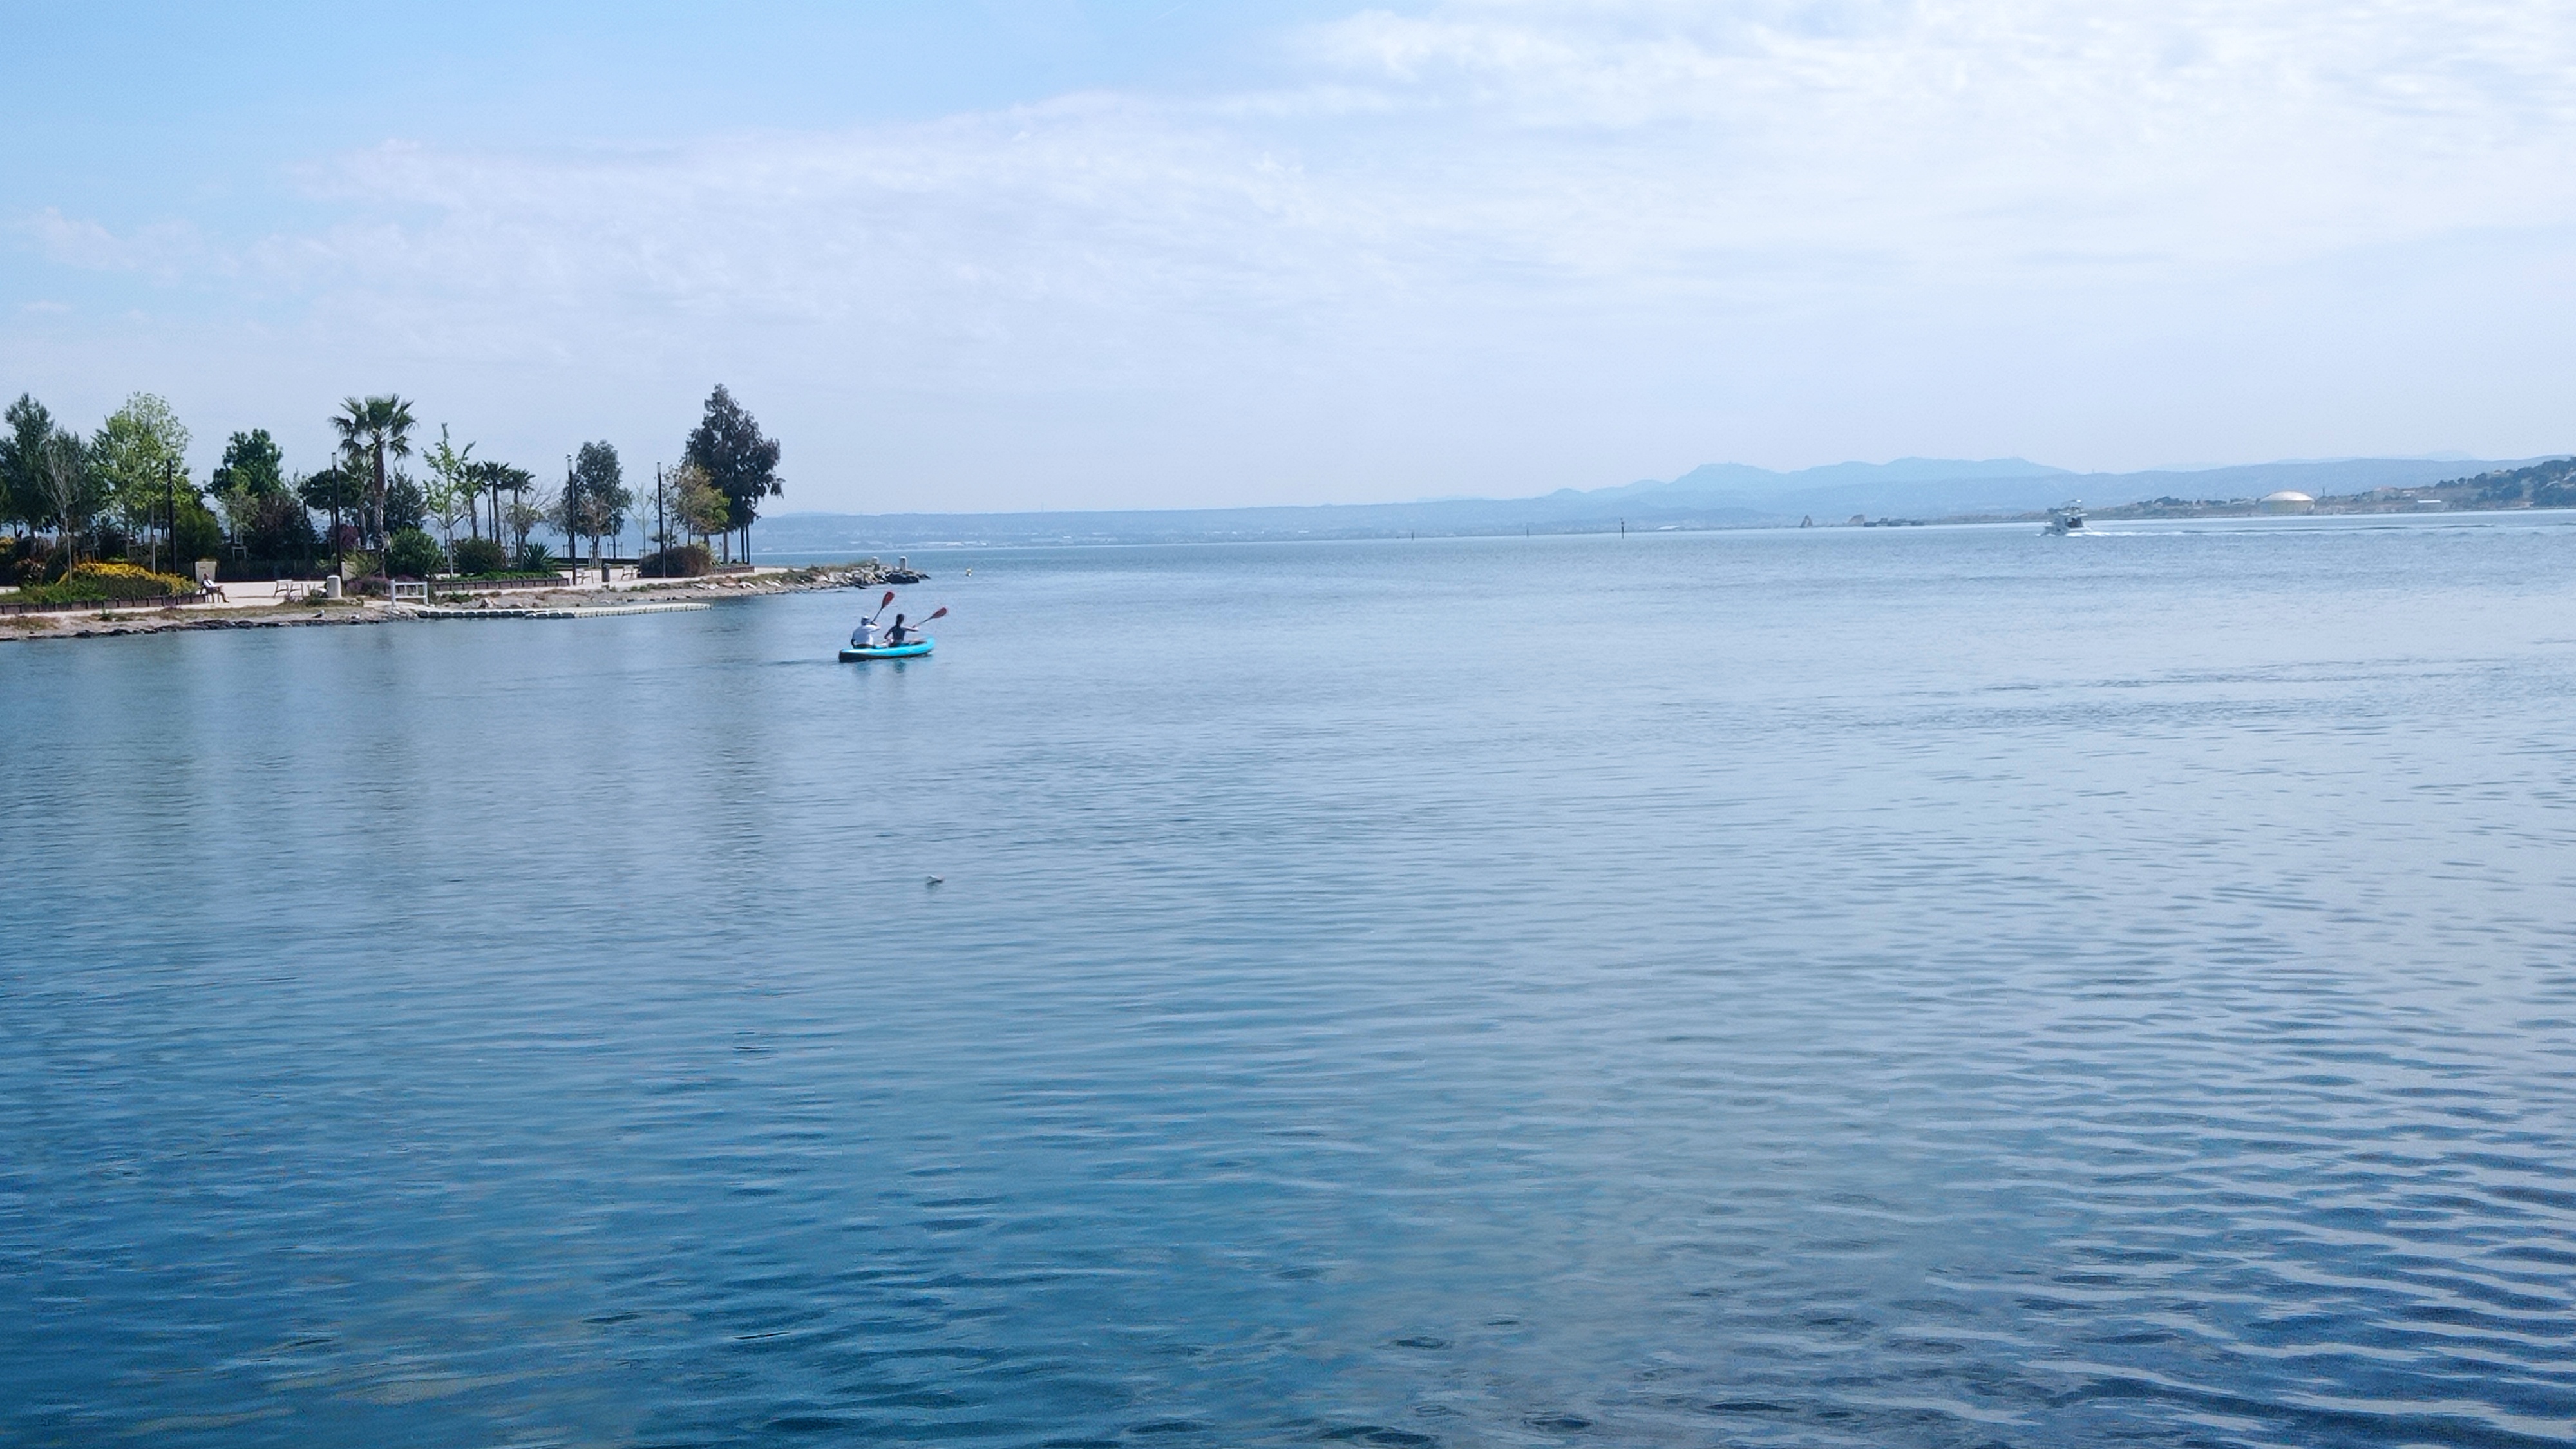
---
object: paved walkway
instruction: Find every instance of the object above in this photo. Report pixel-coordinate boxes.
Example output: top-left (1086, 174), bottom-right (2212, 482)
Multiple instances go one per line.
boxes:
top-left (103, 566), bottom-right (793, 611)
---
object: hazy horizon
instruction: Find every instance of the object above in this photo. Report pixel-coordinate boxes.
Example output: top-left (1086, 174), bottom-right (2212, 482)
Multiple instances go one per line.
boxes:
top-left (762, 450), bottom-right (2550, 520)
top-left (8, 2), bottom-right (2573, 513)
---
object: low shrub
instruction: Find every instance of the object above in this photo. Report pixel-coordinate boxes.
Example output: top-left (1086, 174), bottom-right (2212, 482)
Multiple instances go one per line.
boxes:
top-left (639, 542), bottom-right (714, 578)
top-left (386, 529), bottom-right (446, 579)
top-left (515, 541), bottom-right (555, 574)
top-left (5, 535), bottom-right (48, 586)
top-left (451, 536), bottom-right (510, 576)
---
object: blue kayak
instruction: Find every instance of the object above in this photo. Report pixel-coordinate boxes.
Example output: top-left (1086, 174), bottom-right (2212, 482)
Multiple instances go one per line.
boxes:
top-left (840, 637), bottom-right (933, 661)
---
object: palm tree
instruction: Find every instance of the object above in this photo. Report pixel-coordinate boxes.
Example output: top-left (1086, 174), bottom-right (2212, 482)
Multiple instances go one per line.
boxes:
top-left (329, 395), bottom-right (417, 550)
top-left (480, 464), bottom-right (536, 560)
top-left (466, 459), bottom-right (500, 542)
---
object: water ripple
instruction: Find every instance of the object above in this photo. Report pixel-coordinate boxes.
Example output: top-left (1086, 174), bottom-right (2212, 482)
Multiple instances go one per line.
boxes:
top-left (5, 524), bottom-right (2575, 1444)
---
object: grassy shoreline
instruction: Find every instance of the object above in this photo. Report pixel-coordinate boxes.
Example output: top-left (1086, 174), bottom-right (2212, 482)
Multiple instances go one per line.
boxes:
top-left (0, 562), bottom-right (914, 645)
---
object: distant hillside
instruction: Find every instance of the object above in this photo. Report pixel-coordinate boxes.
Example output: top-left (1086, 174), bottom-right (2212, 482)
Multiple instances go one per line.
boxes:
top-left (1598, 456), bottom-right (2069, 502)
top-left (2438, 457), bottom-right (2576, 508)
top-left (1582, 456), bottom-right (2555, 524)
top-left (749, 455), bottom-right (2560, 554)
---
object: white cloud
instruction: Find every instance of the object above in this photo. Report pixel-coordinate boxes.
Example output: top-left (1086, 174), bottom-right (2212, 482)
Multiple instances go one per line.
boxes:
top-left (14, 1), bottom-right (2576, 507)
top-left (1300, 1), bottom-right (2576, 266)
top-left (28, 209), bottom-right (214, 283)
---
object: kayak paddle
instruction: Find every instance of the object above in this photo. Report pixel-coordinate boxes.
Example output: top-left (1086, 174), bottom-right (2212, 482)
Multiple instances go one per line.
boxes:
top-left (882, 605), bottom-right (947, 642)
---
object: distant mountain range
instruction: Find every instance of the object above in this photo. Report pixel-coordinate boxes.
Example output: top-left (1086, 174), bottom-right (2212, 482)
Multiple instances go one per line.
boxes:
top-left (1559, 455), bottom-right (2571, 524)
top-left (749, 455), bottom-right (2567, 554)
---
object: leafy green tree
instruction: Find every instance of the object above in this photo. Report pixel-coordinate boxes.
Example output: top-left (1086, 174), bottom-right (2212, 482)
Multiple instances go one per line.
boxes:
top-left (299, 466), bottom-right (366, 573)
top-left (428, 476), bottom-right (473, 547)
top-left (1, 394), bottom-right (58, 535)
top-left (222, 488), bottom-right (320, 567)
top-left (172, 496), bottom-right (223, 569)
top-left (209, 429), bottom-right (299, 566)
top-left (422, 426), bottom-right (478, 542)
top-left (91, 393), bottom-right (194, 571)
top-left (35, 430), bottom-right (106, 565)
top-left (328, 394), bottom-right (417, 547)
top-left (558, 440), bottom-right (632, 582)
top-left (683, 385), bottom-right (780, 563)
top-left (671, 461), bottom-right (730, 551)
top-left (209, 429), bottom-right (286, 497)
top-left (384, 471), bottom-right (428, 536)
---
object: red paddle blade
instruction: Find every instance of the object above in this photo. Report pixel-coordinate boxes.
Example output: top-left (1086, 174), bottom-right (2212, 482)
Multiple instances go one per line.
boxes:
top-left (923, 606), bottom-right (948, 621)
top-left (880, 591), bottom-right (895, 606)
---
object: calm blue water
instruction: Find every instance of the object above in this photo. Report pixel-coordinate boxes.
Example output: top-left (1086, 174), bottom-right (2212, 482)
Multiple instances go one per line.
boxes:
top-left (6, 517), bottom-right (2576, 1447)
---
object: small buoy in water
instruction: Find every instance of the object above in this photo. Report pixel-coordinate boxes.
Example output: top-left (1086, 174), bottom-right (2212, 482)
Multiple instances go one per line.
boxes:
top-left (925, 875), bottom-right (943, 887)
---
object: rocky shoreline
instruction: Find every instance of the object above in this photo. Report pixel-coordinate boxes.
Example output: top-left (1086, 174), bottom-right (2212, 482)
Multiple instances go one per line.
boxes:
top-left (1, 561), bottom-right (927, 645)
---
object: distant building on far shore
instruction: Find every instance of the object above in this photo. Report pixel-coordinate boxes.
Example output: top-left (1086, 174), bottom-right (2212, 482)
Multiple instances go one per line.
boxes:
top-left (2260, 490), bottom-right (2316, 515)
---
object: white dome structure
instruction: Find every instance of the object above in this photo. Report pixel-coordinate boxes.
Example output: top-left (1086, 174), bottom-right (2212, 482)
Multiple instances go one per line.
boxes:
top-left (2259, 490), bottom-right (2316, 515)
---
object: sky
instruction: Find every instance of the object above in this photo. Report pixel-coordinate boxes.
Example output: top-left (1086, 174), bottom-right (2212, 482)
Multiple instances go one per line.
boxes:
top-left (5, 0), bottom-right (2574, 513)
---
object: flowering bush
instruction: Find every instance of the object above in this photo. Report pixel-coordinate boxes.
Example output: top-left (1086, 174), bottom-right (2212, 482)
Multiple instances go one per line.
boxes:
top-left (15, 560), bottom-right (197, 605)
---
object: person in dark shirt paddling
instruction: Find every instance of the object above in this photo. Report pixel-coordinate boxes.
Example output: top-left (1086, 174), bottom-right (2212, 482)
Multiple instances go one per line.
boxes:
top-left (883, 612), bottom-right (913, 646)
